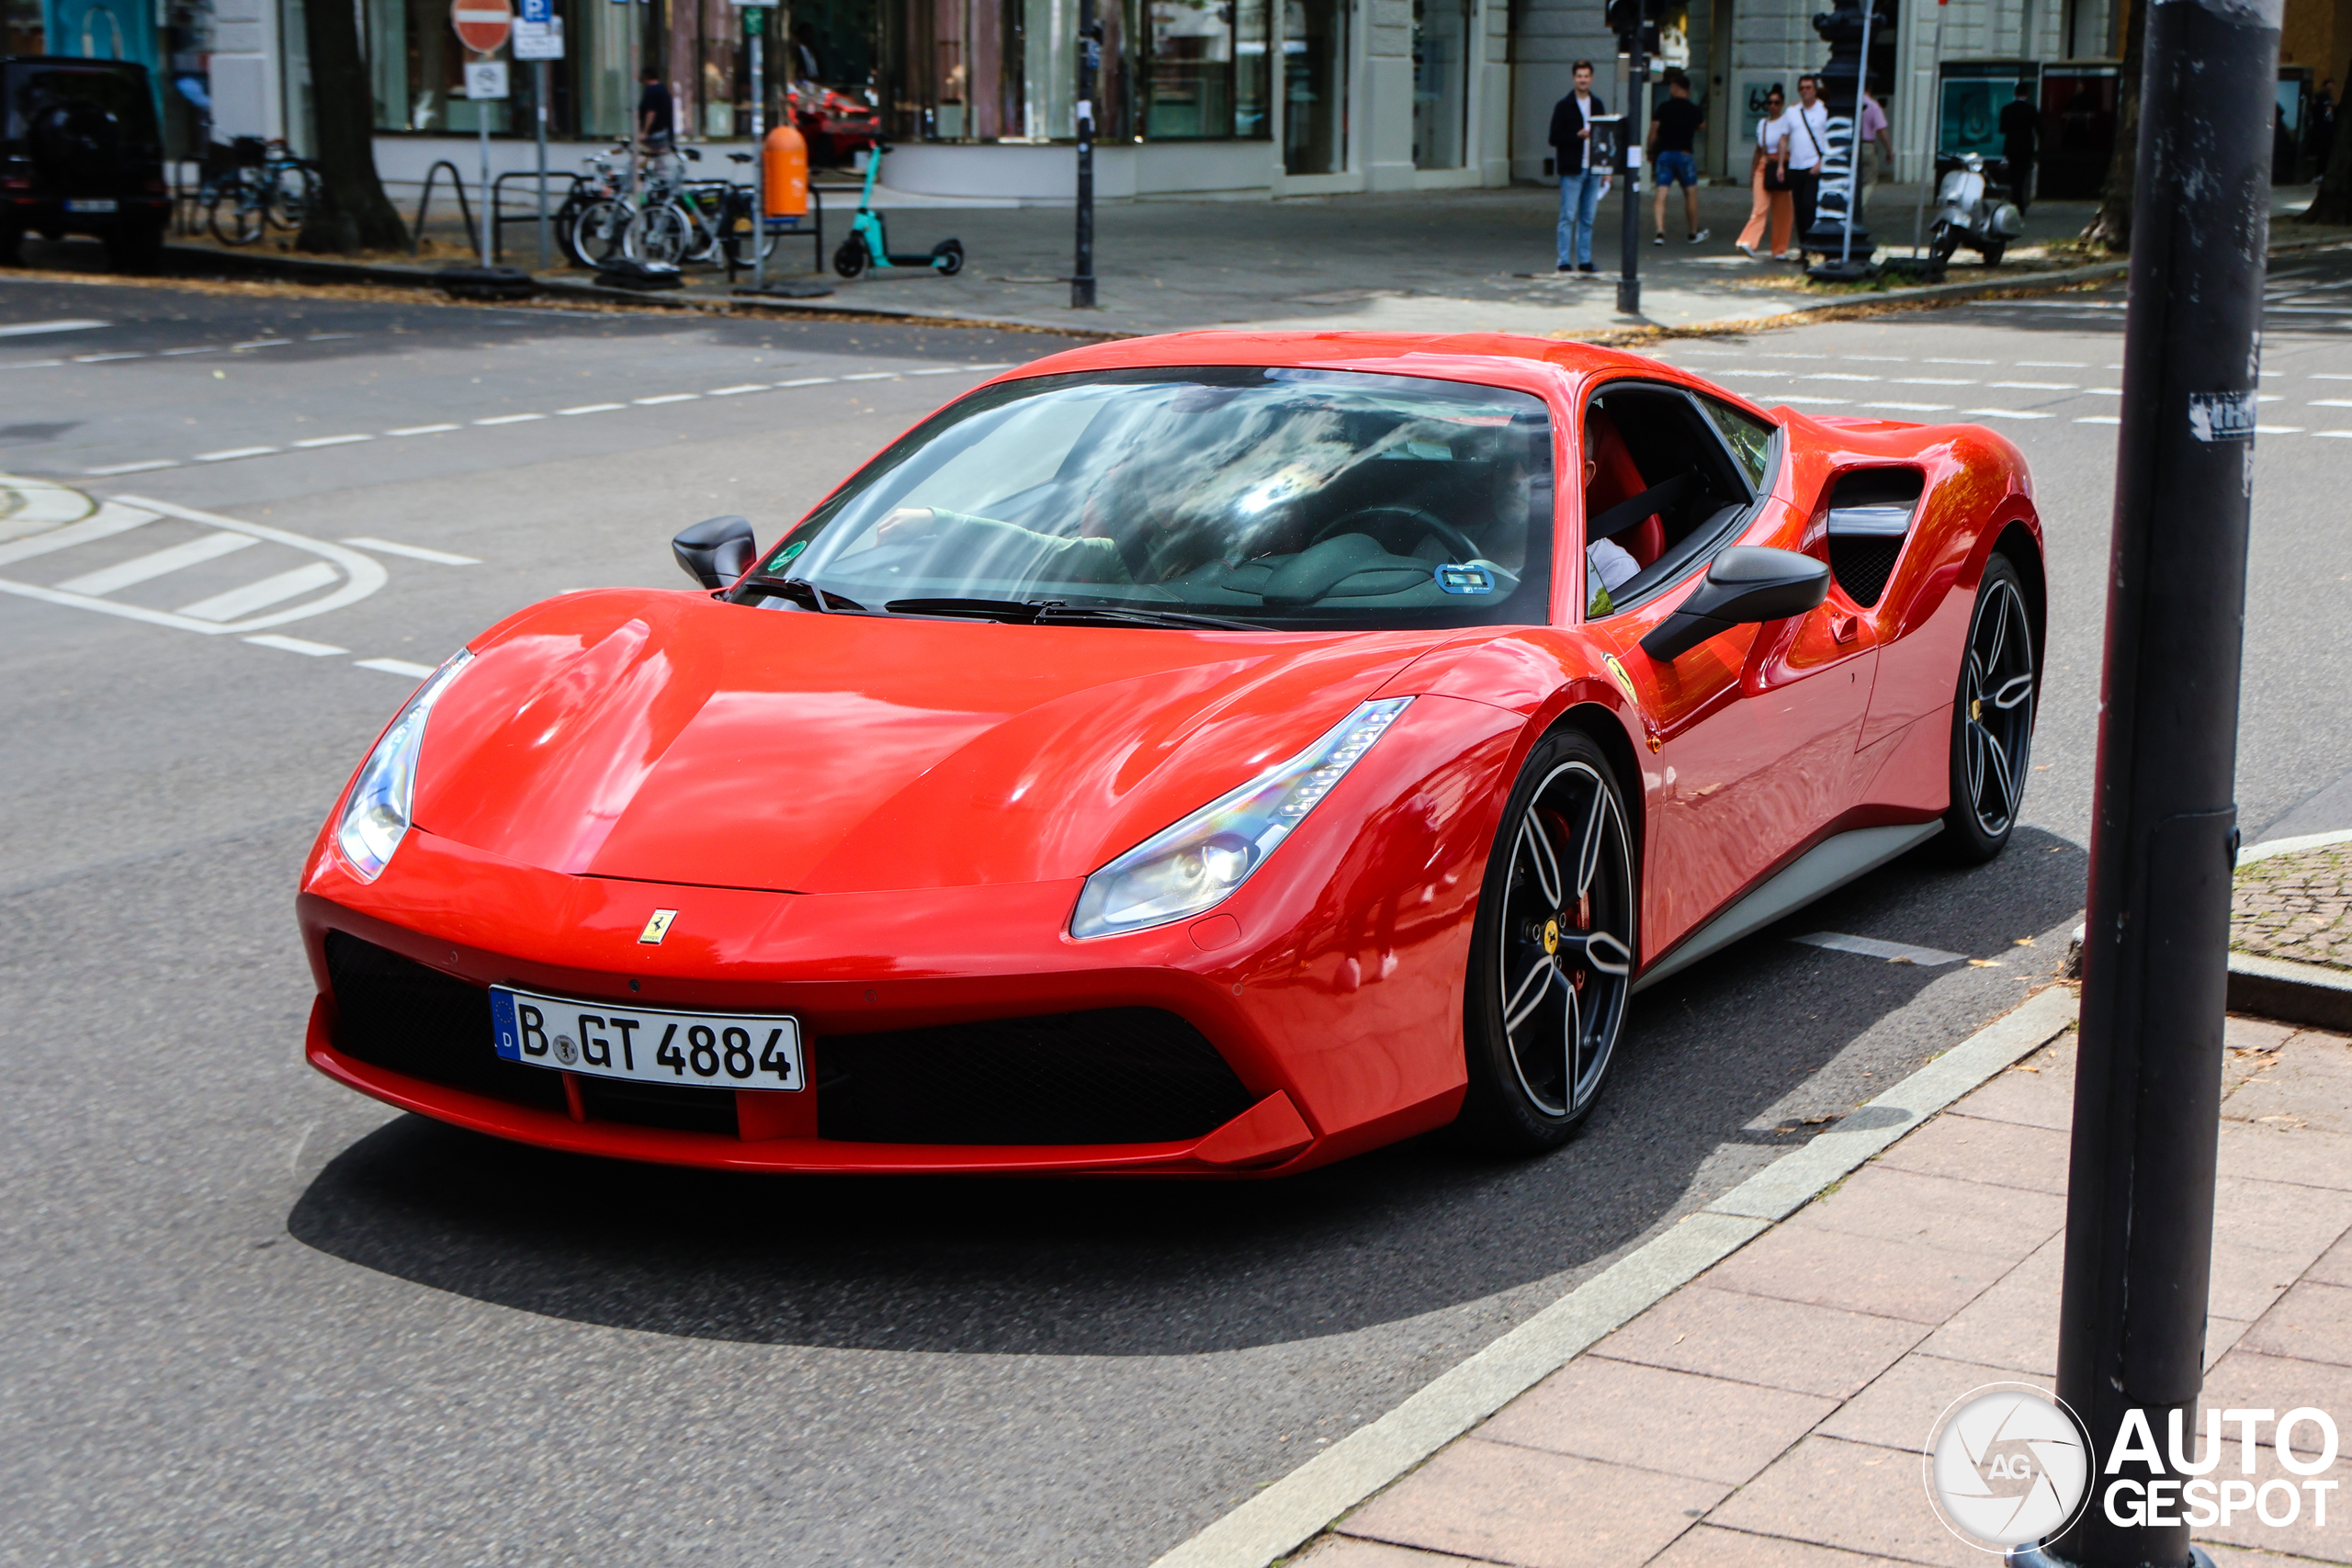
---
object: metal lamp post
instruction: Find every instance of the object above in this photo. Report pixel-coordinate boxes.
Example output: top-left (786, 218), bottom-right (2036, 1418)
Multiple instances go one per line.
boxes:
top-left (1071, 2), bottom-right (1100, 309)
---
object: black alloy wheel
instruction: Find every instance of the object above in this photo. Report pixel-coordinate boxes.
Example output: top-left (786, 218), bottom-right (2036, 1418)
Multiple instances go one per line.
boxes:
top-left (1457, 728), bottom-right (1638, 1152)
top-left (1941, 554), bottom-right (2037, 862)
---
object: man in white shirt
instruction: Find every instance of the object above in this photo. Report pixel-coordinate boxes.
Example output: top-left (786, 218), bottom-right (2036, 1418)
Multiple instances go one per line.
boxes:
top-left (1548, 62), bottom-right (1612, 274)
top-left (1785, 74), bottom-right (1830, 255)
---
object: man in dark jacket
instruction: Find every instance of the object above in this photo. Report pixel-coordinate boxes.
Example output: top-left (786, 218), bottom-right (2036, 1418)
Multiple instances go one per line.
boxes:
top-left (1549, 62), bottom-right (1610, 274)
top-left (1997, 80), bottom-right (2038, 213)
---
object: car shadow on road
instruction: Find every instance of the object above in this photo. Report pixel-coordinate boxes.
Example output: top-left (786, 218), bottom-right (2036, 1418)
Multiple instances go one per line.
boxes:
top-left (287, 826), bottom-right (2087, 1357)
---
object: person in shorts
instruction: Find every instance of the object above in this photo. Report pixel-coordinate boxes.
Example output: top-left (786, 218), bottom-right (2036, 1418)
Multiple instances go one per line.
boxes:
top-left (1647, 70), bottom-right (1708, 245)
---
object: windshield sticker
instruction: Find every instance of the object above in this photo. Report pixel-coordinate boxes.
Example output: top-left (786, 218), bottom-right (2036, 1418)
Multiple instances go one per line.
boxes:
top-left (1436, 564), bottom-right (1498, 594)
top-left (767, 539), bottom-right (808, 570)
top-left (2188, 391), bottom-right (2257, 443)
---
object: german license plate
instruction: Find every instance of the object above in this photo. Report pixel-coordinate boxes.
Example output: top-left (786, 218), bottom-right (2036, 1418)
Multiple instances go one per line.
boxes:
top-left (490, 987), bottom-right (804, 1091)
top-left (65, 198), bottom-right (118, 213)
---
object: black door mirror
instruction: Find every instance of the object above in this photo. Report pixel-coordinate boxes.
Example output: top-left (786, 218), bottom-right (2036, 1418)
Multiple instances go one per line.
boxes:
top-left (1638, 545), bottom-right (1830, 663)
top-left (673, 515), bottom-right (758, 590)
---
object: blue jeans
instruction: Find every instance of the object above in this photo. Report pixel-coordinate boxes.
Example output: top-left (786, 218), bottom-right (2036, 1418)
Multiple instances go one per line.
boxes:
top-left (1557, 170), bottom-right (1604, 266)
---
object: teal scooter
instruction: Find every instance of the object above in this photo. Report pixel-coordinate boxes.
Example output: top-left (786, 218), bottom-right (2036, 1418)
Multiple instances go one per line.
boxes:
top-left (831, 141), bottom-right (965, 279)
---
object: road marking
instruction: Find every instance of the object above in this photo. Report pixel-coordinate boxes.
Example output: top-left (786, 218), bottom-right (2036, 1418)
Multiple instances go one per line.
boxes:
top-left (54, 531), bottom-right (258, 596)
top-left (1802, 373), bottom-right (1880, 382)
top-left (2075, 415), bottom-right (2122, 424)
top-left (0, 504), bottom-right (158, 568)
top-left (111, 494), bottom-right (389, 633)
top-left (474, 412), bottom-right (546, 424)
top-left (2312, 372), bottom-right (2352, 380)
top-left (1987, 380), bottom-right (2075, 390)
top-left (245, 633), bottom-right (347, 656)
top-left (1776, 394), bottom-right (1849, 404)
top-left (2016, 360), bottom-right (2085, 367)
top-left (1867, 401), bottom-right (1952, 412)
top-left (2312, 399), bottom-right (2352, 407)
top-left (709, 383), bottom-right (769, 395)
top-left (73, 352), bottom-right (146, 363)
top-left (293, 434), bottom-right (374, 447)
top-left (306, 333), bottom-right (356, 342)
top-left (388, 423), bottom-right (460, 435)
top-left (356, 657), bottom-right (437, 678)
top-left (559, 402), bottom-right (625, 414)
top-left (195, 446), bottom-right (280, 462)
top-left (344, 536), bottom-right (481, 565)
top-left (1, 359), bottom-right (65, 370)
top-left (0, 320), bottom-right (108, 338)
top-left (841, 371), bottom-right (898, 381)
top-left (1892, 377), bottom-right (1976, 386)
top-left (1924, 356), bottom-right (1994, 365)
top-left (1758, 352), bottom-right (1827, 360)
top-left (1836, 355), bottom-right (1910, 363)
top-left (2255, 425), bottom-right (2304, 434)
top-left (178, 560), bottom-right (341, 622)
top-left (634, 392), bottom-right (699, 404)
top-left (775, 377), bottom-right (836, 386)
top-left (85, 459), bottom-right (180, 476)
top-left (906, 365), bottom-right (969, 375)
top-left (1963, 408), bottom-right (2052, 420)
top-left (232, 339), bottom-right (293, 350)
top-left (160, 346), bottom-right (217, 356)
top-left (2085, 388), bottom-right (2122, 395)
top-left (2315, 430), bottom-right (2352, 438)
top-left (1792, 931), bottom-right (1966, 965)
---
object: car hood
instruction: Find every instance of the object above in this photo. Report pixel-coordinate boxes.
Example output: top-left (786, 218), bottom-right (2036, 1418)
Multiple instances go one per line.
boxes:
top-left (411, 590), bottom-right (1457, 894)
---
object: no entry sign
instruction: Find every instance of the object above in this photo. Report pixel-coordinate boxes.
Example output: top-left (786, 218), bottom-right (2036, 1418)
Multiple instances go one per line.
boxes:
top-left (451, 0), bottom-right (513, 54)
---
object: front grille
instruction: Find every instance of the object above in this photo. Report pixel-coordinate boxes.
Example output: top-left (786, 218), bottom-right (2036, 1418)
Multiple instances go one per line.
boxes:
top-left (817, 1008), bottom-right (1254, 1145)
top-left (324, 931), bottom-right (567, 1113)
top-left (575, 1076), bottom-right (739, 1134)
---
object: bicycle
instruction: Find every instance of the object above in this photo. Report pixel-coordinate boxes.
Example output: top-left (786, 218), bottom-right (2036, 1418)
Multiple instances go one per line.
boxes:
top-left (622, 142), bottom-right (723, 267)
top-left (558, 143), bottom-right (634, 268)
top-left (200, 137), bottom-right (317, 245)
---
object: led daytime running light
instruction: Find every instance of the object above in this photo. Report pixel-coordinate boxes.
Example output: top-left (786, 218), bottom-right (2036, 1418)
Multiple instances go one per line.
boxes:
top-left (334, 650), bottom-right (473, 881)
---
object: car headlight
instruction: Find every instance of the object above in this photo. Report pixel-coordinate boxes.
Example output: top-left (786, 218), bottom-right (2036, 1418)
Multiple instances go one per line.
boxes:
top-left (1070, 697), bottom-right (1413, 940)
top-left (334, 650), bottom-right (474, 880)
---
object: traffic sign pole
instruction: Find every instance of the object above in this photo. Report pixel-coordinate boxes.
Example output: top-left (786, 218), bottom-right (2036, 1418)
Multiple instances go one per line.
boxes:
top-left (452, 0), bottom-right (514, 268)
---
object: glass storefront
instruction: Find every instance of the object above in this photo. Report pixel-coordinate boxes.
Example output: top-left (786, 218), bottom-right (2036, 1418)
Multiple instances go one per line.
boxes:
top-left (1409, 0), bottom-right (1464, 169)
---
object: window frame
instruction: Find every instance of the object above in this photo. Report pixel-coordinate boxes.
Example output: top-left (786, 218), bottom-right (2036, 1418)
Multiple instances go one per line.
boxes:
top-left (1572, 377), bottom-right (1784, 624)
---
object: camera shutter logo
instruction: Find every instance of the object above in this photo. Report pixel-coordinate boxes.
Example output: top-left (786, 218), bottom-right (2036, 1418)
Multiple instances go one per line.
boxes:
top-left (1925, 1383), bottom-right (2093, 1551)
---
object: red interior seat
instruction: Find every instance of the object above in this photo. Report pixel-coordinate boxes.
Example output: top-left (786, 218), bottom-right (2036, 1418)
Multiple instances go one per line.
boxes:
top-left (1585, 410), bottom-right (1665, 567)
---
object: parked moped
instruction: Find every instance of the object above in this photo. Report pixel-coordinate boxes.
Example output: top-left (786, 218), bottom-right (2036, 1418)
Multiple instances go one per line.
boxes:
top-left (1930, 152), bottom-right (2024, 268)
top-left (832, 142), bottom-right (965, 279)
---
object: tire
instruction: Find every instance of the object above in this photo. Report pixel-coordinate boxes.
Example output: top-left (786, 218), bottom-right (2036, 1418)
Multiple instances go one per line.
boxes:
top-left (266, 163), bottom-right (317, 231)
top-left (1939, 554), bottom-right (2037, 863)
top-left (0, 225), bottom-right (21, 266)
top-left (1980, 240), bottom-right (2006, 267)
top-left (104, 221), bottom-right (164, 273)
top-left (1454, 728), bottom-right (1639, 1154)
top-left (209, 186), bottom-right (263, 245)
top-left (931, 238), bottom-right (965, 276)
top-left (1929, 223), bottom-right (1960, 266)
top-left (570, 198), bottom-right (628, 267)
top-left (625, 201), bottom-right (693, 266)
top-left (833, 238), bottom-right (867, 278)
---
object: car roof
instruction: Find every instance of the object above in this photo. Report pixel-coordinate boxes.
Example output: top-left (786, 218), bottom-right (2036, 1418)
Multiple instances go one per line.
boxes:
top-left (1001, 331), bottom-right (1670, 387)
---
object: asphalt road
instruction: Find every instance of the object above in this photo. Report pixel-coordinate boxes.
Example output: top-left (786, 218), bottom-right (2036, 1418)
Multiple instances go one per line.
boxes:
top-left (2, 260), bottom-right (2348, 1568)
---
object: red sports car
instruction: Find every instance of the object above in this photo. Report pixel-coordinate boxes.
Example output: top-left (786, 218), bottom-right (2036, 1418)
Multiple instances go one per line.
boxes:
top-left (298, 332), bottom-right (2043, 1177)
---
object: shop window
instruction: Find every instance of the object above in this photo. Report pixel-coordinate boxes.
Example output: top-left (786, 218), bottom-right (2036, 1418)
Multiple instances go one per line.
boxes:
top-left (1282, 0), bottom-right (1343, 173)
top-left (1410, 0), bottom-right (1466, 169)
top-left (1144, 0), bottom-right (1268, 140)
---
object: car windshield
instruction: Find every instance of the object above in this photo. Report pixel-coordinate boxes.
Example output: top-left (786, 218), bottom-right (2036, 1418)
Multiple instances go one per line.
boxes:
top-left (733, 366), bottom-right (1557, 629)
top-left (5, 64), bottom-right (162, 146)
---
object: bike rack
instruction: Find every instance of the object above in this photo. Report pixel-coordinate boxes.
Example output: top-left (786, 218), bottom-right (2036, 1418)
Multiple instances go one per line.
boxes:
top-left (728, 186), bottom-right (826, 283)
top-left (410, 161), bottom-right (476, 259)
top-left (489, 170), bottom-right (570, 266)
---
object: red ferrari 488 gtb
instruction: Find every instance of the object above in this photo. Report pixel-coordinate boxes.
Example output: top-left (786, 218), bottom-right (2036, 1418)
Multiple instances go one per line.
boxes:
top-left (299, 332), bottom-right (2043, 1177)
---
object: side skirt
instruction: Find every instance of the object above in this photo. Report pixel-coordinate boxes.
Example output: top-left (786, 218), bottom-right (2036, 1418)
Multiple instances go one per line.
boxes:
top-left (1631, 820), bottom-right (1944, 993)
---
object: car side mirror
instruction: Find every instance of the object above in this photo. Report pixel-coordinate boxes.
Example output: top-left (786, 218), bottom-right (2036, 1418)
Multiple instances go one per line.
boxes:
top-left (673, 515), bottom-right (758, 590)
top-left (1638, 545), bottom-right (1830, 663)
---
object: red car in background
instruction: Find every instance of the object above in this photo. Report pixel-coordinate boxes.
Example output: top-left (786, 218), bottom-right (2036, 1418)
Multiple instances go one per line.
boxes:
top-left (788, 81), bottom-right (881, 166)
top-left (298, 332), bottom-right (2044, 1178)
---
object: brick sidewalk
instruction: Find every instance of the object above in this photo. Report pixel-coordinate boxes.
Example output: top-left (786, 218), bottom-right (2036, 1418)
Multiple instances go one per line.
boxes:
top-left (2239, 844), bottom-right (2352, 975)
top-left (1294, 1007), bottom-right (2352, 1568)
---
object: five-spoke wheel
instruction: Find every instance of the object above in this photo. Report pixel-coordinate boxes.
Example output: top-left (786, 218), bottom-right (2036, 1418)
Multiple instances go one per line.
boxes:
top-left (1943, 554), bottom-right (2037, 860)
top-left (1459, 730), bottom-right (1637, 1150)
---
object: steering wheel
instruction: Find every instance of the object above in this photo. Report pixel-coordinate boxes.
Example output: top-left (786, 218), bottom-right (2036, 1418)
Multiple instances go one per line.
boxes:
top-left (1309, 504), bottom-right (1483, 565)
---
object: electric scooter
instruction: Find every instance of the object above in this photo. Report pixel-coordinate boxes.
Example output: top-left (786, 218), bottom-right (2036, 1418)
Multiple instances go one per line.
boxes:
top-left (831, 141), bottom-right (965, 279)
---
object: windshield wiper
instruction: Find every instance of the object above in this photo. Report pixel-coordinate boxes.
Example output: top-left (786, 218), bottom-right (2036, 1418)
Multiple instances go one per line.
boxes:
top-left (739, 575), bottom-right (868, 613)
top-left (884, 597), bottom-right (1257, 630)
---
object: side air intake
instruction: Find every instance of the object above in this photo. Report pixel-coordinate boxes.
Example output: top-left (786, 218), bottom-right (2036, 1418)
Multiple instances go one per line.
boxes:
top-left (1824, 468), bottom-right (1925, 607)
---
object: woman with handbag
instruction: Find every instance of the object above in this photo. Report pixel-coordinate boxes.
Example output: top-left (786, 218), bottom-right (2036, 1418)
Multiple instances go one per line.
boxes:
top-left (1735, 85), bottom-right (1783, 255)
top-left (1739, 87), bottom-right (1796, 258)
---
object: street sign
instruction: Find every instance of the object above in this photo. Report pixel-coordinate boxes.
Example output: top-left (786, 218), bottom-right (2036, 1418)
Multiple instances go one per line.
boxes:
top-left (518, 0), bottom-right (549, 19)
top-left (451, 0), bottom-right (513, 54)
top-left (464, 59), bottom-right (510, 98)
top-left (513, 17), bottom-right (563, 57)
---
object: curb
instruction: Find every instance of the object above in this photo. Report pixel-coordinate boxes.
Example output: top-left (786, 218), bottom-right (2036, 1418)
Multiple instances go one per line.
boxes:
top-left (2228, 829), bottom-right (2352, 1031)
top-left (1148, 984), bottom-right (2081, 1568)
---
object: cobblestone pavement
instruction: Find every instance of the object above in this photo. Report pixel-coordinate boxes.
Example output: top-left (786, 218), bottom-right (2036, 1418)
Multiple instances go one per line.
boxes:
top-left (2236, 843), bottom-right (2352, 973)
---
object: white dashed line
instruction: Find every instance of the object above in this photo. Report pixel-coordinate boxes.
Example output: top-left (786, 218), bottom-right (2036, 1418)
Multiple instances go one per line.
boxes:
top-left (709, 384), bottom-right (769, 395)
top-left (2075, 415), bottom-right (2122, 425)
top-left (634, 392), bottom-right (700, 405)
top-left (840, 371), bottom-right (898, 381)
top-left (1777, 395), bottom-right (1850, 404)
top-left (775, 377), bottom-right (836, 387)
top-left (2312, 373), bottom-right (2352, 380)
top-left (906, 366), bottom-right (968, 375)
top-left (232, 339), bottom-right (293, 350)
top-left (1925, 356), bottom-right (1995, 365)
top-left (160, 346), bottom-right (217, 356)
top-left (2, 359), bottom-right (65, 370)
top-left (1793, 931), bottom-right (1967, 966)
top-left (2015, 360), bottom-right (2085, 368)
top-left (559, 402), bottom-right (626, 414)
top-left (344, 537), bottom-right (481, 565)
top-left (245, 634), bottom-right (348, 656)
top-left (1963, 409), bottom-right (2052, 420)
top-left (74, 352), bottom-right (146, 363)
top-left (389, 423), bottom-right (461, 435)
top-left (306, 333), bottom-right (356, 342)
top-left (1987, 381), bottom-right (2075, 390)
top-left (0, 320), bottom-right (108, 337)
top-left (1802, 373), bottom-right (1880, 382)
top-left (1893, 377), bottom-right (1977, 386)
top-left (474, 412), bottom-right (546, 425)
top-left (2085, 388), bottom-right (2122, 396)
top-left (85, 459), bottom-right (179, 476)
top-left (2313, 399), bottom-right (2352, 408)
top-left (356, 658), bottom-right (437, 679)
top-left (2255, 425), bottom-right (2304, 434)
top-left (194, 446), bottom-right (280, 462)
top-left (293, 434), bottom-right (374, 447)
top-left (1868, 401), bottom-right (1952, 412)
top-left (2315, 430), bottom-right (2352, 438)
top-left (1835, 355), bottom-right (1910, 363)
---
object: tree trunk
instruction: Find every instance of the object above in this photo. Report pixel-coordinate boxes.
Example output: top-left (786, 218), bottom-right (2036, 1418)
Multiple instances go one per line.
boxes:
top-left (2303, 99), bottom-right (2352, 222)
top-left (2082, 0), bottom-right (2147, 250)
top-left (296, 0), bottom-right (407, 253)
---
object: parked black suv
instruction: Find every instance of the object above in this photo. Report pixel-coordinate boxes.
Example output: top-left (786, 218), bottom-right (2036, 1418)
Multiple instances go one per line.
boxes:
top-left (3, 56), bottom-right (172, 269)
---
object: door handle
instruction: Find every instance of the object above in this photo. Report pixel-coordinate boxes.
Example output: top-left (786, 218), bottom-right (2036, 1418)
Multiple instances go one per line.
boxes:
top-left (1832, 614), bottom-right (1860, 645)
